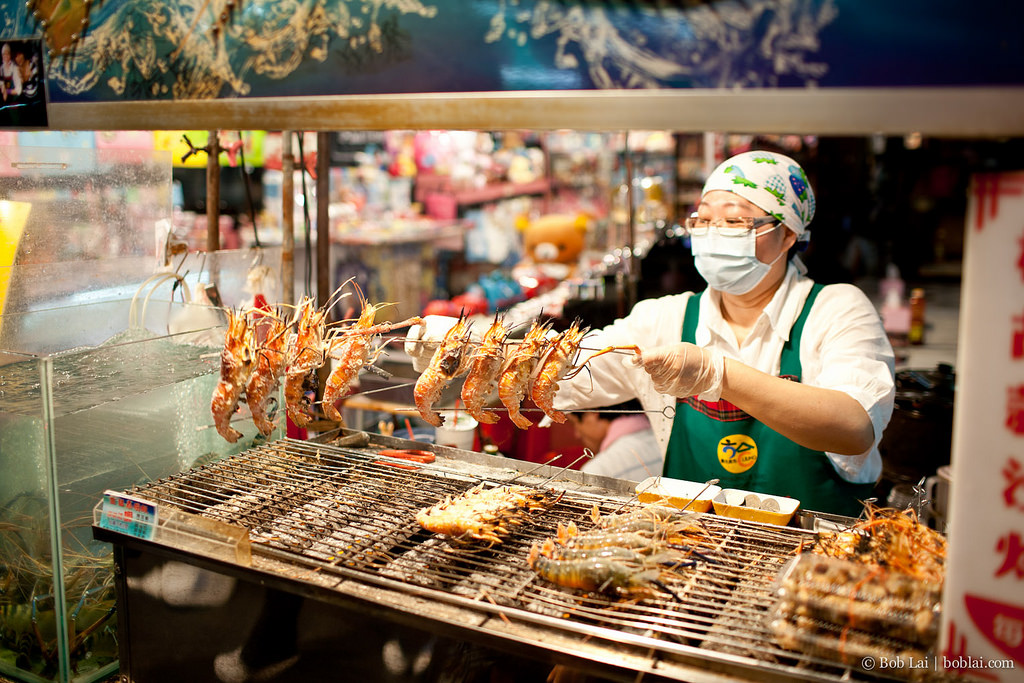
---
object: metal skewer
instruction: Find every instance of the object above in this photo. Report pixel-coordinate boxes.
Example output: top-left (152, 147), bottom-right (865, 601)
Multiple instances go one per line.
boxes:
top-left (200, 387), bottom-right (674, 435)
top-left (393, 336), bottom-right (642, 355)
top-left (675, 478), bottom-right (720, 514)
top-left (507, 453), bottom-right (572, 484)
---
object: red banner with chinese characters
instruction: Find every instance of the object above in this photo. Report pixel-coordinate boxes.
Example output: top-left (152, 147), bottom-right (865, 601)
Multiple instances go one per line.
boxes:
top-left (942, 171), bottom-right (1024, 682)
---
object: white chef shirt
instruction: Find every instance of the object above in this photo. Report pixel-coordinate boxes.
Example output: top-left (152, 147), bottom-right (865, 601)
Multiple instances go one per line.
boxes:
top-left (553, 262), bottom-right (895, 484)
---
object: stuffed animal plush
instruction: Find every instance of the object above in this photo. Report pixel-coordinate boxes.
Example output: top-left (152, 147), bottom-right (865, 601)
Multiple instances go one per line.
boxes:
top-left (514, 213), bottom-right (589, 281)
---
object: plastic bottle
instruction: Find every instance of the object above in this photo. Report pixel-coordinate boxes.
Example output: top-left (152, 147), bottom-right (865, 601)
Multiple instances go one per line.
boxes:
top-left (881, 287), bottom-right (911, 346)
top-left (908, 288), bottom-right (926, 345)
top-left (879, 263), bottom-right (906, 302)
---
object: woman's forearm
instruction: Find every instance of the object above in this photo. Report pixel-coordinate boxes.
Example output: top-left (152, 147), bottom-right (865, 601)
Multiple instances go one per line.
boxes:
top-left (720, 358), bottom-right (875, 455)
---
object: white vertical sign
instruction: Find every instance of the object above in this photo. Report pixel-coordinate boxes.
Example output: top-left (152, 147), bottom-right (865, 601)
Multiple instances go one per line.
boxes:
top-left (942, 171), bottom-right (1024, 681)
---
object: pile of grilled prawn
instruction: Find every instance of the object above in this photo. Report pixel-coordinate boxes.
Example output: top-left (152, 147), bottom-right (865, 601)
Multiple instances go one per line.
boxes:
top-left (811, 503), bottom-right (947, 584)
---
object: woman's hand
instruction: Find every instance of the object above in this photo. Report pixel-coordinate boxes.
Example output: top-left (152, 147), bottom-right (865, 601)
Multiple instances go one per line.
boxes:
top-left (635, 343), bottom-right (724, 400)
top-left (404, 315), bottom-right (460, 372)
top-left (638, 344), bottom-right (874, 454)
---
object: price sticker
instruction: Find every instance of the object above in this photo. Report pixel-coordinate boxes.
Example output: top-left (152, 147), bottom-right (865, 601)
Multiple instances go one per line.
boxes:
top-left (98, 490), bottom-right (159, 540)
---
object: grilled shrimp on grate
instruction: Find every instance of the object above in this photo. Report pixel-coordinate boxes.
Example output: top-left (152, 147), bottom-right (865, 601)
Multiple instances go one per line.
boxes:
top-left (415, 483), bottom-right (561, 546)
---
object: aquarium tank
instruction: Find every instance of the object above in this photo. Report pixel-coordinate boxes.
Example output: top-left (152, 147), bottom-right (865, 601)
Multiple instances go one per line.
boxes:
top-left (0, 143), bottom-right (284, 682)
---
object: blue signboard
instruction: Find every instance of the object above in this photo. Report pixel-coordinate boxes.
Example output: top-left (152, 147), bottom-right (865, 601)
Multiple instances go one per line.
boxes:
top-left (1, 0), bottom-right (1022, 105)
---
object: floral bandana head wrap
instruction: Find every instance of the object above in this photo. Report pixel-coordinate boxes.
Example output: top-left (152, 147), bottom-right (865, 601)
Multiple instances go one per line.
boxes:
top-left (701, 151), bottom-right (815, 242)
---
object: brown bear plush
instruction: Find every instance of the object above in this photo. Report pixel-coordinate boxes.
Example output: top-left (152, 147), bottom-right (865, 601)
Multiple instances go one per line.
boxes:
top-left (513, 213), bottom-right (589, 281)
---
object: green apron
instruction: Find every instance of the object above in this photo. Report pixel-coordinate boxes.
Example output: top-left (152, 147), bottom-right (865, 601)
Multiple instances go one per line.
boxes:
top-left (663, 285), bottom-right (874, 517)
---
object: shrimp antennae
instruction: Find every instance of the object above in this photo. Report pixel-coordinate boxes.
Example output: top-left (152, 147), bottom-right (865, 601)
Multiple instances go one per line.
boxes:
top-left (562, 345), bottom-right (642, 380)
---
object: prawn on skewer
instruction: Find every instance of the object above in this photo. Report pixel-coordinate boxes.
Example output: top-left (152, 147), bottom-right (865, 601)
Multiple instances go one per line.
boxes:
top-left (812, 503), bottom-right (947, 583)
top-left (530, 318), bottom-right (590, 423)
top-left (460, 314), bottom-right (510, 425)
top-left (555, 522), bottom-right (661, 553)
top-left (589, 503), bottom-right (678, 528)
top-left (321, 289), bottom-right (423, 423)
top-left (211, 310), bottom-right (255, 443)
top-left (530, 340), bottom-right (643, 425)
top-left (245, 315), bottom-right (289, 436)
top-left (537, 537), bottom-right (650, 564)
top-left (497, 319), bottom-right (552, 429)
top-left (414, 313), bottom-right (474, 427)
top-left (284, 295), bottom-right (329, 427)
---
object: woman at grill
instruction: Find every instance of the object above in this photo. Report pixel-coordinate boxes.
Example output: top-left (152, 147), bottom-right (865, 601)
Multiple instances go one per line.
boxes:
top-left (556, 150), bottom-right (894, 516)
top-left (406, 150), bottom-right (894, 517)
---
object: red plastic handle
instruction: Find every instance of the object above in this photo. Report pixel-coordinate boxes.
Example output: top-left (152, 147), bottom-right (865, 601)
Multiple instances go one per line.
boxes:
top-left (376, 449), bottom-right (436, 464)
top-left (373, 460), bottom-right (420, 470)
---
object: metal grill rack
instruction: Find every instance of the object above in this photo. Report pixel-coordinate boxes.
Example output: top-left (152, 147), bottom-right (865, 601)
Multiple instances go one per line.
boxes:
top-left (111, 436), bottom-right (901, 683)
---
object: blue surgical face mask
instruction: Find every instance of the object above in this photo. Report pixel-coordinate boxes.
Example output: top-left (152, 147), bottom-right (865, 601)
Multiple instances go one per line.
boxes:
top-left (691, 224), bottom-right (783, 295)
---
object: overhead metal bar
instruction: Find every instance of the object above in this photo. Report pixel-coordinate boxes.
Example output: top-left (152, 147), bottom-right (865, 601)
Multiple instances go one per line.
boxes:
top-left (45, 88), bottom-right (1024, 137)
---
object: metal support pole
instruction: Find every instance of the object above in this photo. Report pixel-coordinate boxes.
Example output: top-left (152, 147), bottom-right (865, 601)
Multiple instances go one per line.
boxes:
top-left (316, 131), bottom-right (330, 310)
top-left (281, 131), bottom-right (295, 306)
top-left (315, 132), bottom-right (334, 427)
top-left (623, 132), bottom-right (638, 313)
top-left (206, 130), bottom-right (221, 253)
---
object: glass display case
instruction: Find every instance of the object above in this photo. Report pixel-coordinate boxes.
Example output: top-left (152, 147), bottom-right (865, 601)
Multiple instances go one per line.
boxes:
top-left (0, 298), bottom-right (281, 682)
top-left (0, 143), bottom-right (284, 682)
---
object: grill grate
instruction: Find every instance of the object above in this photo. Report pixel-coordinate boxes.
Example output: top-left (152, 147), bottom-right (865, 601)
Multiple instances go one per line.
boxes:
top-left (124, 437), bottom-right (873, 682)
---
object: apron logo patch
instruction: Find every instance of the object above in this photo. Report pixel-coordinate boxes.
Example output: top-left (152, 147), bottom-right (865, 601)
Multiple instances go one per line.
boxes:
top-left (717, 434), bottom-right (758, 473)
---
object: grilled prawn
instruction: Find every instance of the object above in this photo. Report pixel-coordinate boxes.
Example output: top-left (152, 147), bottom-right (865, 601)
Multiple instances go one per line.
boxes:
top-left (497, 319), bottom-right (551, 429)
top-left (531, 319), bottom-right (589, 424)
top-left (528, 541), bottom-right (663, 596)
top-left (284, 296), bottom-right (328, 427)
top-left (590, 504), bottom-right (706, 537)
top-left (460, 314), bottom-right (510, 425)
top-left (415, 483), bottom-right (560, 546)
top-left (413, 313), bottom-right (474, 427)
top-left (537, 537), bottom-right (650, 564)
top-left (322, 289), bottom-right (423, 423)
top-left (246, 315), bottom-right (289, 436)
top-left (211, 310), bottom-right (254, 443)
top-left (539, 537), bottom-right (693, 570)
top-left (556, 522), bottom-right (661, 553)
top-left (561, 506), bottom-right (709, 547)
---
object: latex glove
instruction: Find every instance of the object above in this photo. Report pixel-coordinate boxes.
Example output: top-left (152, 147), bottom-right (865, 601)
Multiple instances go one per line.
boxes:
top-left (634, 343), bottom-right (725, 401)
top-left (404, 315), bottom-right (460, 372)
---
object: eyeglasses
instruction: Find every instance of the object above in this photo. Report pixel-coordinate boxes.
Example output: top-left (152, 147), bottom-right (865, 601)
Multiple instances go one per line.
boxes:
top-left (683, 215), bottom-right (779, 237)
